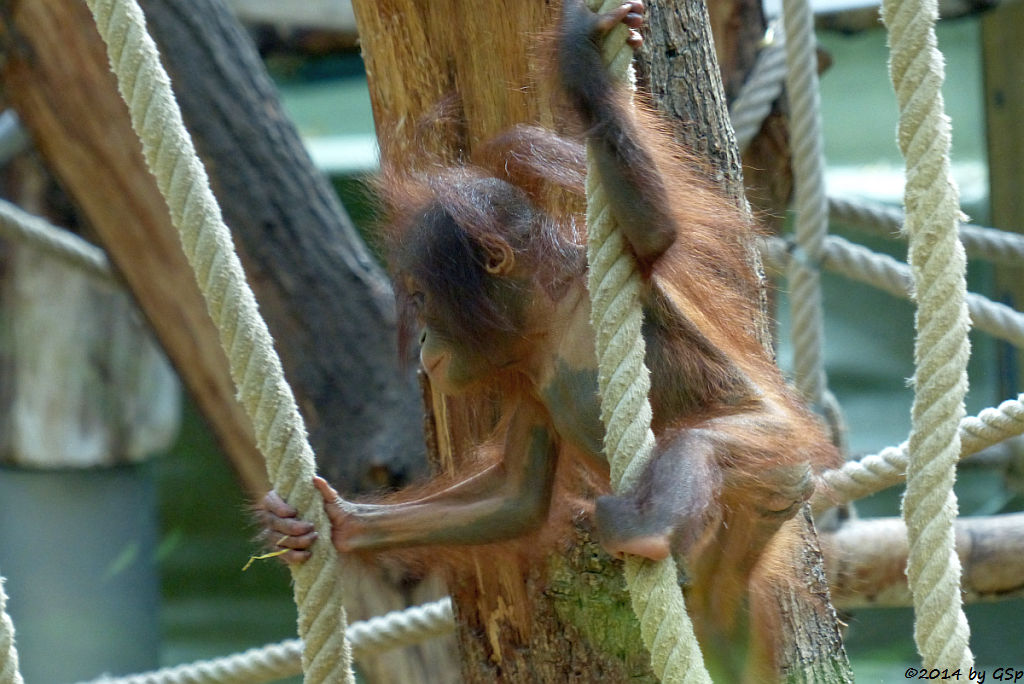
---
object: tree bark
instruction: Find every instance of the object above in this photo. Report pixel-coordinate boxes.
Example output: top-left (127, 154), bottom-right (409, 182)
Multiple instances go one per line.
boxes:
top-left (636, 0), bottom-right (747, 203)
top-left (135, 0), bottom-right (426, 495)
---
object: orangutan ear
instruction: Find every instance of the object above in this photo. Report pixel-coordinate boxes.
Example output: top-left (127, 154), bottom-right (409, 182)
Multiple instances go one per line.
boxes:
top-left (479, 235), bottom-right (515, 275)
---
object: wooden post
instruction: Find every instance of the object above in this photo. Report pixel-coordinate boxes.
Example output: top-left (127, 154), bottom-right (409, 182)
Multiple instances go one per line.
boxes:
top-left (351, 0), bottom-right (849, 680)
top-left (0, 234), bottom-right (178, 681)
top-left (982, 0), bottom-right (1024, 398)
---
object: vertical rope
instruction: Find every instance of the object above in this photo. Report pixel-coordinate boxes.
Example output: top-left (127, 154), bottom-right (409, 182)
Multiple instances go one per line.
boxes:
top-left (781, 0), bottom-right (830, 407)
top-left (584, 2), bottom-right (711, 681)
top-left (83, 1), bottom-right (354, 681)
top-left (881, 0), bottom-right (974, 670)
top-left (0, 577), bottom-right (24, 684)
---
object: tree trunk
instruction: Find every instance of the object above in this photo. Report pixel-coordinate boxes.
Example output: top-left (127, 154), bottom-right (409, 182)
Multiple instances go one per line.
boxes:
top-left (639, 4), bottom-right (849, 680)
top-left (352, 0), bottom-right (849, 680)
top-left (351, 2), bottom-right (651, 680)
top-left (135, 0), bottom-right (427, 495)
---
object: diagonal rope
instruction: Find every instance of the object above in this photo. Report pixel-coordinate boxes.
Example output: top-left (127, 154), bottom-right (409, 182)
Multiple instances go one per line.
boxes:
top-left (583, 2), bottom-right (711, 682)
top-left (82, 1), bottom-right (354, 681)
top-left (828, 196), bottom-right (1024, 265)
top-left (77, 598), bottom-right (454, 684)
top-left (812, 395), bottom-right (1024, 511)
top-left (760, 234), bottom-right (1024, 349)
top-left (881, 0), bottom-right (974, 669)
top-left (730, 22), bottom-right (786, 152)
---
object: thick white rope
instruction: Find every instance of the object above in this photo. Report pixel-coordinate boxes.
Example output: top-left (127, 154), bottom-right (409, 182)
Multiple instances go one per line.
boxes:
top-left (882, 0), bottom-right (974, 668)
top-left (813, 395), bottom-right (1024, 511)
top-left (761, 234), bottom-right (1024, 348)
top-left (78, 599), bottom-right (454, 684)
top-left (0, 577), bottom-right (23, 684)
top-left (729, 22), bottom-right (787, 151)
top-left (829, 195), bottom-right (1024, 265)
top-left (782, 0), bottom-right (830, 407)
top-left (83, 1), bottom-right (354, 681)
top-left (583, 2), bottom-right (710, 681)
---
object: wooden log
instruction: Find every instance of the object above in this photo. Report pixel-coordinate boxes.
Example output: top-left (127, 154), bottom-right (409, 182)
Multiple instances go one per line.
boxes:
top-left (982, 0), bottom-right (1024, 400)
top-left (822, 514), bottom-right (1024, 608)
top-left (1, 0), bottom-right (266, 491)
top-left (0, 238), bottom-right (179, 467)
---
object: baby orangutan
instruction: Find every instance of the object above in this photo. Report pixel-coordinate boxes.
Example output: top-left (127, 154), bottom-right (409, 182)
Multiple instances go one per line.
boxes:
top-left (259, 1), bottom-right (839, 679)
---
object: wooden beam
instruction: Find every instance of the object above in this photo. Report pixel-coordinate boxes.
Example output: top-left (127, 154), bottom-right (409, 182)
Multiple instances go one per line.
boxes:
top-left (982, 0), bottom-right (1024, 399)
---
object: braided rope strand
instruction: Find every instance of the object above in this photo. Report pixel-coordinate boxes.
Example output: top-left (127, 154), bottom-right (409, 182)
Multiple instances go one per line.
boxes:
top-left (78, 599), bottom-right (455, 684)
top-left (881, 0), bottom-right (974, 669)
top-left (584, 2), bottom-right (710, 681)
top-left (83, 1), bottom-right (354, 681)
top-left (811, 395), bottom-right (1024, 511)
top-left (782, 0), bottom-right (830, 406)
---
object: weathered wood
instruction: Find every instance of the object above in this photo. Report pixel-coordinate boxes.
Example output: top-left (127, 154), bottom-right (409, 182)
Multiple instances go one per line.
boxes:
top-left (635, 0), bottom-right (747, 203)
top-left (775, 510), bottom-right (853, 682)
top-left (822, 513), bottom-right (1024, 608)
top-left (982, 1), bottom-right (1024, 399)
top-left (136, 0), bottom-right (426, 495)
top-left (819, 0), bottom-right (1006, 34)
top-left (0, 0), bottom-right (265, 490)
top-left (0, 239), bottom-right (179, 467)
top-left (352, 0), bottom-right (555, 166)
